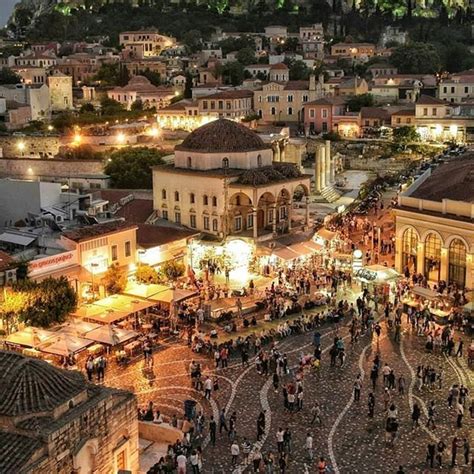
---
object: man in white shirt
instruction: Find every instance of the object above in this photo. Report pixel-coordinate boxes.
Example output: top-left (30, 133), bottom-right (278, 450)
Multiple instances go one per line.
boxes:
top-left (176, 453), bottom-right (187, 474)
top-left (231, 441), bottom-right (240, 465)
top-left (276, 427), bottom-right (284, 453)
top-left (204, 376), bottom-right (212, 399)
top-left (306, 432), bottom-right (314, 461)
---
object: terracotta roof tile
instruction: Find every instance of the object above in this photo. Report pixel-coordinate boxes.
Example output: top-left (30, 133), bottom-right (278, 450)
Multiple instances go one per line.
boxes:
top-left (137, 224), bottom-right (198, 248)
top-left (62, 221), bottom-right (137, 243)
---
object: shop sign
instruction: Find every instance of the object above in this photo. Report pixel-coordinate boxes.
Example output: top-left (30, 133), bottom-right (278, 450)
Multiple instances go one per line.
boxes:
top-left (28, 251), bottom-right (78, 276)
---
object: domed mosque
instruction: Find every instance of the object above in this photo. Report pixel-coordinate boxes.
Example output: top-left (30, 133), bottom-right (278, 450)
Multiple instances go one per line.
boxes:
top-left (152, 119), bottom-right (311, 278)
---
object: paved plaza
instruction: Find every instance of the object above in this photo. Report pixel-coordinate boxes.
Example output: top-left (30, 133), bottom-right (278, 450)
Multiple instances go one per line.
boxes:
top-left (103, 310), bottom-right (472, 473)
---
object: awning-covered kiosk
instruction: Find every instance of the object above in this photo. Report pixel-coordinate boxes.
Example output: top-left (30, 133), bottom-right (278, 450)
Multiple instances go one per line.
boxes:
top-left (401, 285), bottom-right (451, 322)
top-left (38, 334), bottom-right (93, 359)
top-left (355, 264), bottom-right (401, 304)
top-left (5, 327), bottom-right (55, 357)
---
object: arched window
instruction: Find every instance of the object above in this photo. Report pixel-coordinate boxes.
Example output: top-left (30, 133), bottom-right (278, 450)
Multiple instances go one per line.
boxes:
top-left (222, 157), bottom-right (229, 169)
top-left (288, 107), bottom-right (293, 116)
top-left (401, 228), bottom-right (418, 273)
top-left (271, 107), bottom-right (276, 116)
top-left (212, 196), bottom-right (217, 207)
top-left (448, 238), bottom-right (466, 287)
top-left (190, 193), bottom-right (195, 204)
top-left (187, 156), bottom-right (192, 168)
top-left (161, 189), bottom-right (166, 199)
top-left (203, 195), bottom-right (209, 206)
top-left (235, 195), bottom-right (241, 206)
top-left (424, 233), bottom-right (441, 282)
top-left (174, 191), bottom-right (179, 202)
top-left (257, 154), bottom-right (262, 168)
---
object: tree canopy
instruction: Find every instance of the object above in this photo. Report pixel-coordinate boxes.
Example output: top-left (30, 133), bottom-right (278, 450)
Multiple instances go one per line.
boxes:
top-left (0, 68), bottom-right (22, 85)
top-left (390, 43), bottom-right (442, 74)
top-left (392, 126), bottom-right (420, 150)
top-left (347, 93), bottom-right (375, 112)
top-left (104, 146), bottom-right (165, 189)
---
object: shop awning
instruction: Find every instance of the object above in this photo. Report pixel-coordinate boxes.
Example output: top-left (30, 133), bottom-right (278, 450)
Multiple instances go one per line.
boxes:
top-left (94, 294), bottom-right (155, 313)
top-left (411, 286), bottom-right (440, 300)
top-left (273, 247), bottom-right (300, 261)
top-left (316, 228), bottom-right (337, 241)
top-left (0, 232), bottom-right (36, 246)
top-left (39, 334), bottom-right (93, 357)
top-left (302, 241), bottom-right (323, 252)
top-left (5, 327), bottom-right (55, 349)
top-left (365, 265), bottom-right (401, 282)
top-left (84, 325), bottom-right (138, 346)
top-left (124, 283), bottom-right (170, 299)
top-left (154, 288), bottom-right (199, 304)
top-left (83, 308), bottom-right (131, 325)
top-left (59, 319), bottom-right (101, 337)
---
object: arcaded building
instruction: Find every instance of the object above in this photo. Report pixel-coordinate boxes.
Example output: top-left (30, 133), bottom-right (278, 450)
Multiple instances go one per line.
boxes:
top-left (152, 119), bottom-right (311, 241)
top-left (394, 156), bottom-right (474, 289)
top-left (0, 351), bottom-right (138, 473)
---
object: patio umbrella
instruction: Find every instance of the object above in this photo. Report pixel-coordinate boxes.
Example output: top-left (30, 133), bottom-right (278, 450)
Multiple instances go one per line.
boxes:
top-left (39, 334), bottom-right (92, 357)
top-left (84, 325), bottom-right (138, 346)
top-left (6, 327), bottom-right (54, 349)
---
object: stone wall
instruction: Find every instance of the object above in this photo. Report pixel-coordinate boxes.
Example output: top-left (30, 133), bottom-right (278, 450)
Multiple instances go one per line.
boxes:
top-left (0, 136), bottom-right (61, 159)
top-left (0, 157), bottom-right (104, 180)
top-left (30, 392), bottom-right (138, 474)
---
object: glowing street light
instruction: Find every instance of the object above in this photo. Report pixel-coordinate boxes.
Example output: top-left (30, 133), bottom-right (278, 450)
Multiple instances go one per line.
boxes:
top-left (116, 132), bottom-right (126, 145)
top-left (148, 126), bottom-right (160, 138)
top-left (73, 133), bottom-right (82, 146)
top-left (17, 141), bottom-right (25, 152)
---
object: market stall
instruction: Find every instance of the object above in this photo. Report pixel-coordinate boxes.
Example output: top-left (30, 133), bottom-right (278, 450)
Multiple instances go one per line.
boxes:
top-left (354, 265), bottom-right (401, 303)
top-left (5, 327), bottom-right (55, 351)
top-left (39, 334), bottom-right (92, 358)
top-left (83, 325), bottom-right (138, 347)
top-left (401, 285), bottom-right (451, 323)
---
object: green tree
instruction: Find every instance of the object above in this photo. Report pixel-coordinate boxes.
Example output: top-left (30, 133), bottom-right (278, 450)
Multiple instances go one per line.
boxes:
top-left (346, 93), bottom-right (375, 112)
top-left (52, 112), bottom-right (75, 132)
top-left (15, 277), bottom-right (77, 328)
top-left (183, 29), bottom-right (203, 53)
top-left (141, 68), bottom-right (161, 86)
top-left (103, 264), bottom-right (127, 295)
top-left (160, 260), bottom-right (185, 280)
top-left (236, 47), bottom-right (256, 66)
top-left (131, 99), bottom-right (144, 112)
top-left (286, 60), bottom-right (310, 80)
top-left (100, 97), bottom-right (124, 115)
top-left (63, 144), bottom-right (103, 161)
top-left (104, 146), bottom-right (165, 188)
top-left (0, 68), bottom-right (22, 85)
top-left (390, 43), bottom-right (441, 74)
top-left (93, 63), bottom-right (120, 85)
top-left (135, 264), bottom-right (161, 284)
top-left (393, 126), bottom-right (420, 150)
top-left (216, 61), bottom-right (245, 86)
top-left (80, 102), bottom-right (95, 113)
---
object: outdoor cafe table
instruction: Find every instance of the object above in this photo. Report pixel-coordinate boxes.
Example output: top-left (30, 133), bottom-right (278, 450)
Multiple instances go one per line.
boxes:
top-left (87, 343), bottom-right (104, 355)
top-left (124, 340), bottom-right (141, 355)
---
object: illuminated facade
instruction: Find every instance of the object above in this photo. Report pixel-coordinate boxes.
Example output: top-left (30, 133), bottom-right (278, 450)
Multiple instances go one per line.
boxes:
top-left (414, 95), bottom-right (473, 142)
top-left (119, 30), bottom-right (174, 59)
top-left (152, 119), bottom-right (311, 240)
top-left (394, 159), bottom-right (474, 289)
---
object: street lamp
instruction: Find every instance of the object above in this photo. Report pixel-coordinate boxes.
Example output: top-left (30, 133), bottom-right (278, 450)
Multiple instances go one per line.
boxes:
top-left (90, 262), bottom-right (99, 299)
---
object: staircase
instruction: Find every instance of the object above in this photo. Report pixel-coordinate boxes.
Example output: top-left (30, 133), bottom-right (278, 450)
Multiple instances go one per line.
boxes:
top-left (320, 184), bottom-right (343, 203)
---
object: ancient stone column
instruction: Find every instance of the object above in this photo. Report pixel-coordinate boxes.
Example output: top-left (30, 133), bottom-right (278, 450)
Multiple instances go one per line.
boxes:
top-left (314, 146), bottom-right (322, 193)
top-left (252, 208), bottom-right (258, 240)
top-left (305, 196), bottom-right (310, 226)
top-left (320, 145), bottom-right (326, 190)
top-left (325, 140), bottom-right (332, 184)
top-left (287, 200), bottom-right (293, 231)
top-left (271, 204), bottom-right (277, 234)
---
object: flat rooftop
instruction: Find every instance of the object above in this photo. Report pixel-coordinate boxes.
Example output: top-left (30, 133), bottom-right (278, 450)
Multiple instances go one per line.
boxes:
top-left (410, 155), bottom-right (474, 203)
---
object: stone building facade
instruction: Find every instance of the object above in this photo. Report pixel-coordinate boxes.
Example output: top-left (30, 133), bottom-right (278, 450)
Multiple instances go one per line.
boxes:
top-left (394, 157), bottom-right (474, 289)
top-left (152, 119), bottom-right (311, 240)
top-left (0, 350), bottom-right (139, 473)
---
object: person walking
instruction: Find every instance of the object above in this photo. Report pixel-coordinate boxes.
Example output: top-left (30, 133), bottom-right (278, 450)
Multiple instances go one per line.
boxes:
top-left (436, 440), bottom-right (446, 468)
top-left (85, 356), bottom-right (94, 382)
top-left (242, 438), bottom-right (251, 465)
top-left (354, 374), bottom-right (362, 402)
top-left (209, 415), bottom-right (216, 446)
top-left (219, 409), bottom-right (228, 434)
top-left (368, 392), bottom-right (375, 418)
top-left (463, 438), bottom-right (470, 466)
top-left (427, 400), bottom-right (436, 429)
top-left (231, 441), bottom-right (240, 466)
top-left (305, 433), bottom-right (314, 461)
top-left (411, 402), bottom-right (421, 430)
top-left (426, 443), bottom-right (436, 468)
top-left (311, 403), bottom-right (322, 425)
top-left (451, 437), bottom-right (460, 467)
top-left (276, 427), bottom-right (284, 454)
top-left (204, 376), bottom-right (212, 400)
top-left (283, 428), bottom-right (292, 454)
top-left (190, 449), bottom-right (200, 474)
top-left (456, 399), bottom-right (464, 428)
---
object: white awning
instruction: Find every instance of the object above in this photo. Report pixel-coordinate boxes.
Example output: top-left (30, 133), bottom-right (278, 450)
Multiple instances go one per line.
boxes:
top-left (411, 286), bottom-right (440, 300)
top-left (0, 232), bottom-right (36, 246)
top-left (273, 247), bottom-right (299, 262)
